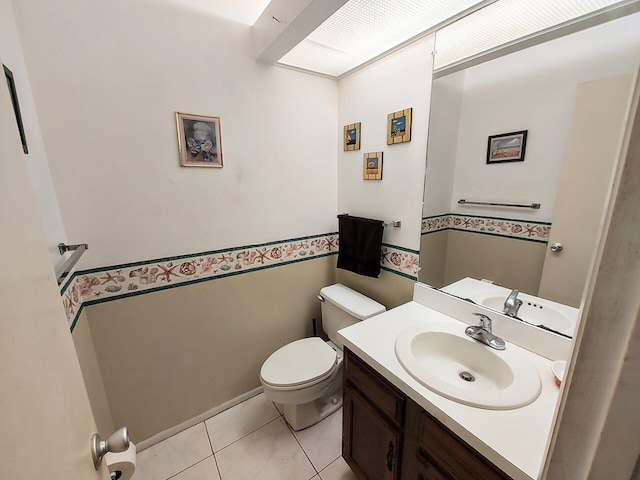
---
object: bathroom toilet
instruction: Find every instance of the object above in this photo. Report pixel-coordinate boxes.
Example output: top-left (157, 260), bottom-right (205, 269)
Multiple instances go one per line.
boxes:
top-left (260, 283), bottom-right (385, 431)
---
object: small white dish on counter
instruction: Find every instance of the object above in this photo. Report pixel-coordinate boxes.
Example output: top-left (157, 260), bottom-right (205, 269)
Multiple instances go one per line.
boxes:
top-left (551, 360), bottom-right (566, 387)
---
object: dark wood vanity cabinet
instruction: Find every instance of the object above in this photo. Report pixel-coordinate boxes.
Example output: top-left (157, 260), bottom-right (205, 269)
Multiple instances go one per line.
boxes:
top-left (342, 347), bottom-right (405, 480)
top-left (402, 405), bottom-right (512, 480)
top-left (343, 348), bottom-right (512, 480)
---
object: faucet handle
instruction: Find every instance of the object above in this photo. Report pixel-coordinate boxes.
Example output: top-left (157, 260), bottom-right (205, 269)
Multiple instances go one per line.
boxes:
top-left (472, 312), bottom-right (493, 332)
top-left (504, 289), bottom-right (523, 317)
top-left (505, 289), bottom-right (520, 304)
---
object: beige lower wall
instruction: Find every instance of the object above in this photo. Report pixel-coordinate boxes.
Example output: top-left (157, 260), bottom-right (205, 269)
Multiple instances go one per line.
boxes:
top-left (84, 256), bottom-right (336, 443)
top-left (420, 230), bottom-right (547, 295)
top-left (71, 309), bottom-right (115, 436)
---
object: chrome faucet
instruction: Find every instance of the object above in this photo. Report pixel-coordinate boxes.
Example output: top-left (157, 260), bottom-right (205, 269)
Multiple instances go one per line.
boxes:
top-left (503, 289), bottom-right (523, 318)
top-left (465, 313), bottom-right (506, 350)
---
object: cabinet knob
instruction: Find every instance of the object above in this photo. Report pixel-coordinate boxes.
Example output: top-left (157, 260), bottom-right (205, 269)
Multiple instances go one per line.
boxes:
top-left (386, 441), bottom-right (395, 471)
top-left (417, 475), bottom-right (425, 480)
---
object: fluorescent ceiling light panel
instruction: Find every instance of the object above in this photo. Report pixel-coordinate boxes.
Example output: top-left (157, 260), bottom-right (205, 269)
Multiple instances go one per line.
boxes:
top-left (278, 0), bottom-right (487, 77)
top-left (434, 0), bottom-right (629, 69)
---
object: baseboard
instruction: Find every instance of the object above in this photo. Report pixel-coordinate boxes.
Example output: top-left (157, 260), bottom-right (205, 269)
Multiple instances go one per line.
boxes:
top-left (136, 386), bottom-right (264, 452)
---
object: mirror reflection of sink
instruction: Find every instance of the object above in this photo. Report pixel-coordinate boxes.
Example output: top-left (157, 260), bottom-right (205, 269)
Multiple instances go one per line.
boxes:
top-left (481, 296), bottom-right (573, 336)
top-left (440, 278), bottom-right (579, 338)
top-left (395, 322), bottom-right (541, 410)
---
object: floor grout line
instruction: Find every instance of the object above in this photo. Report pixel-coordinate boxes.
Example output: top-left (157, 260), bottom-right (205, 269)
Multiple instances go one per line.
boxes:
top-left (203, 421), bottom-right (223, 480)
top-left (213, 416), bottom-right (282, 454)
top-left (287, 421), bottom-right (320, 478)
top-left (165, 455), bottom-right (212, 480)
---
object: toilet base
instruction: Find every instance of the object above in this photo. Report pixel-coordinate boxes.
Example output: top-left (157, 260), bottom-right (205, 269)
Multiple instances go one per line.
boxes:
top-left (278, 388), bottom-right (343, 431)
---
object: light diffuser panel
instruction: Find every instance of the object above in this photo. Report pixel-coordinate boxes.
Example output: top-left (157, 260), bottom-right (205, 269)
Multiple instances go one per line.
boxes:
top-left (433, 0), bottom-right (627, 69)
top-left (278, 0), bottom-right (486, 76)
top-left (276, 0), bottom-right (632, 77)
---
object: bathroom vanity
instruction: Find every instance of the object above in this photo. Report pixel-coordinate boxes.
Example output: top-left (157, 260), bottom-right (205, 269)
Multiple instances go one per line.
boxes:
top-left (338, 283), bottom-right (569, 480)
top-left (343, 348), bottom-right (510, 480)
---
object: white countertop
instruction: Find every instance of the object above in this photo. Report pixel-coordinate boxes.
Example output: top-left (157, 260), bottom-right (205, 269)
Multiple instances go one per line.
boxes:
top-left (338, 298), bottom-right (562, 480)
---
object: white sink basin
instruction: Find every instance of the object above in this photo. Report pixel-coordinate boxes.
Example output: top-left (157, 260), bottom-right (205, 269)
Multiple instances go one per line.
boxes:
top-left (481, 296), bottom-right (574, 336)
top-left (395, 322), bottom-right (541, 409)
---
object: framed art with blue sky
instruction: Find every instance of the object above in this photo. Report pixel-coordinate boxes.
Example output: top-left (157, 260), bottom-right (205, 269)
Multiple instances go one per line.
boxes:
top-left (486, 130), bottom-right (528, 164)
top-left (387, 108), bottom-right (412, 144)
top-left (343, 122), bottom-right (361, 151)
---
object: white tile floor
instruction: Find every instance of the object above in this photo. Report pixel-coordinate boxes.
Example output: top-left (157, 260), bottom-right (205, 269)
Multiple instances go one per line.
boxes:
top-left (135, 393), bottom-right (358, 480)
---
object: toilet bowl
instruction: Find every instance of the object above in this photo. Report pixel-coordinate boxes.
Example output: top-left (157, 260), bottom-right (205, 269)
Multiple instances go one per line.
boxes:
top-left (260, 284), bottom-right (385, 431)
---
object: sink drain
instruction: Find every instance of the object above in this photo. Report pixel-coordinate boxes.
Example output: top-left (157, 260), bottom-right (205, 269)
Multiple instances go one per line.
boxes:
top-left (459, 371), bottom-right (475, 382)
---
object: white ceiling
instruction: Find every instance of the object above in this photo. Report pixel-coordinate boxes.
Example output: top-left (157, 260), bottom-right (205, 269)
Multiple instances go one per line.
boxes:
top-left (160, 0), bottom-right (272, 25)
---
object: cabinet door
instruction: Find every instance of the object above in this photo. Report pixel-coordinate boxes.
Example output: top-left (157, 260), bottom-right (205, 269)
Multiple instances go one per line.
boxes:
top-left (416, 409), bottom-right (511, 480)
top-left (402, 441), bottom-right (453, 480)
top-left (343, 385), bottom-right (402, 480)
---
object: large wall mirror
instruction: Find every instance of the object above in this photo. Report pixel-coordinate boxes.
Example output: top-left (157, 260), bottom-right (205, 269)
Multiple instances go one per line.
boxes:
top-left (419, 13), bottom-right (640, 338)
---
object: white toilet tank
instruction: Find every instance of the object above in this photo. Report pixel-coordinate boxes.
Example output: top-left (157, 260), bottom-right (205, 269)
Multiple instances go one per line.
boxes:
top-left (320, 284), bottom-right (386, 348)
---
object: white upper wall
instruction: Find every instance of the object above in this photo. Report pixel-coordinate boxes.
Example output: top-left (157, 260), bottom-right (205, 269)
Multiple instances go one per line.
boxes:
top-left (11, 0), bottom-right (338, 269)
top-left (0, 0), bottom-right (68, 268)
top-left (428, 12), bottom-right (640, 222)
top-left (338, 35), bottom-right (435, 252)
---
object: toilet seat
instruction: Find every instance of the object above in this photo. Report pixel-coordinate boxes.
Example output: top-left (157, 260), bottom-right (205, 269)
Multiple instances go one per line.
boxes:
top-left (260, 337), bottom-right (338, 389)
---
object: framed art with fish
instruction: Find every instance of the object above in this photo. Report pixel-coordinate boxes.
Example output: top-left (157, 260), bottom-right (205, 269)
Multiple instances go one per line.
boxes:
top-left (176, 112), bottom-right (223, 167)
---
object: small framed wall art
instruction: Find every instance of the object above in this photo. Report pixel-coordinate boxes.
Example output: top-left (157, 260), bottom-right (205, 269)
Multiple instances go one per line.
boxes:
top-left (343, 122), bottom-right (361, 151)
top-left (176, 112), bottom-right (223, 168)
top-left (387, 108), bottom-right (412, 145)
top-left (363, 151), bottom-right (383, 180)
top-left (486, 130), bottom-right (528, 164)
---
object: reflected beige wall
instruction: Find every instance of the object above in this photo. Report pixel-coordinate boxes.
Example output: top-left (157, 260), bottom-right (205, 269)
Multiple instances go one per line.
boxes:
top-left (418, 231), bottom-right (448, 287)
top-left (71, 310), bottom-right (115, 436)
top-left (420, 230), bottom-right (547, 295)
top-left (85, 256), bottom-right (336, 443)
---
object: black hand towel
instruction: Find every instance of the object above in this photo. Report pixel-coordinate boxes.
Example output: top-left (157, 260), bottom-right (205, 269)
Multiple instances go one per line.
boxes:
top-left (337, 214), bottom-right (384, 278)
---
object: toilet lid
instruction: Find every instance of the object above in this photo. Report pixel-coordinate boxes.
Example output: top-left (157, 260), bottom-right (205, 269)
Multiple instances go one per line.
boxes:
top-left (261, 337), bottom-right (338, 388)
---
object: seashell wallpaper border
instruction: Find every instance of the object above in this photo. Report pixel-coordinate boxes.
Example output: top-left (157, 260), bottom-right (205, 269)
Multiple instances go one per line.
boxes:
top-left (422, 214), bottom-right (551, 242)
top-left (60, 233), bottom-right (419, 331)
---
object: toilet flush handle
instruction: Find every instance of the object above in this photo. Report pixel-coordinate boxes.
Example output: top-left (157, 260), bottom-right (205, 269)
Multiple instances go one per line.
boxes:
top-left (317, 294), bottom-right (325, 302)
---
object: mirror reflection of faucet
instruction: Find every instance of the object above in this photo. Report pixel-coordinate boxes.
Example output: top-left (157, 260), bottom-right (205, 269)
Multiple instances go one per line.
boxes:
top-left (465, 312), bottom-right (506, 350)
top-left (503, 289), bottom-right (523, 318)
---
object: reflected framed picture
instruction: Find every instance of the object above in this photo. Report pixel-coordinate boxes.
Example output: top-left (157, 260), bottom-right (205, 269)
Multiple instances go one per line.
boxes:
top-left (3, 65), bottom-right (28, 154)
top-left (387, 108), bottom-right (412, 144)
top-left (486, 130), bottom-right (528, 164)
top-left (343, 122), bottom-right (361, 151)
top-left (176, 112), bottom-right (223, 168)
top-left (363, 151), bottom-right (383, 180)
